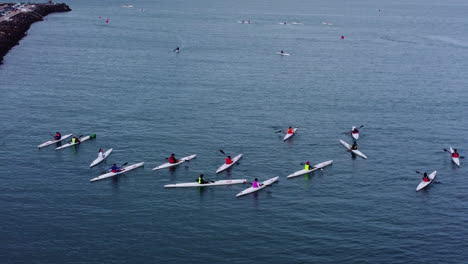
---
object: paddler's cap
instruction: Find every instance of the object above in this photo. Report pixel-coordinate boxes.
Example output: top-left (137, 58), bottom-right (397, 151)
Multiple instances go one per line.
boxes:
top-left (200, 174), bottom-right (204, 177)
top-left (306, 161), bottom-right (310, 164)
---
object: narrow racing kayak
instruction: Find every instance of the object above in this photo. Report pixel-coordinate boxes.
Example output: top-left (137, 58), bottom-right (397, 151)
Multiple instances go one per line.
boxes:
top-left (449, 147), bottom-right (460, 167)
top-left (416, 171), bottom-right (437, 191)
top-left (55, 134), bottom-right (96, 150)
top-left (37, 134), bottom-right (72, 149)
top-left (351, 126), bottom-right (359, 140)
top-left (216, 154), bottom-right (243, 173)
top-left (165, 179), bottom-right (246, 188)
top-left (276, 52), bottom-right (290, 56)
top-left (283, 128), bottom-right (298, 141)
top-left (236, 176), bottom-right (279, 197)
top-left (90, 162), bottom-right (144, 182)
top-left (152, 154), bottom-right (197, 170)
top-left (90, 148), bottom-right (113, 168)
top-left (340, 139), bottom-right (367, 159)
top-left (287, 160), bottom-right (333, 179)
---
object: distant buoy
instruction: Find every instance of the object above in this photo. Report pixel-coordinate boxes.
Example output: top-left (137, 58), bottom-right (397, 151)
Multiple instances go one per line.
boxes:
top-left (341, 35), bottom-right (344, 39)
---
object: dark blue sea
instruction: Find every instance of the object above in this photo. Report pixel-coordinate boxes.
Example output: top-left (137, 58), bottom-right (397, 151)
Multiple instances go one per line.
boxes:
top-left (1, 0), bottom-right (467, 263)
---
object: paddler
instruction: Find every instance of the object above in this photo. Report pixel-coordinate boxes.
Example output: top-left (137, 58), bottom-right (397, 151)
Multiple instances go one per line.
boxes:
top-left (109, 164), bottom-right (122, 173)
top-left (225, 155), bottom-right (232, 164)
top-left (452, 149), bottom-right (460, 158)
top-left (98, 148), bottom-right (104, 159)
top-left (287, 127), bottom-right (294, 134)
top-left (351, 141), bottom-right (358, 150)
top-left (197, 174), bottom-right (209, 184)
top-left (280, 50), bottom-right (285, 54)
top-left (54, 132), bottom-right (62, 140)
top-left (304, 161), bottom-right (315, 171)
top-left (422, 172), bottom-right (430, 182)
top-left (352, 128), bottom-right (359, 134)
top-left (252, 178), bottom-right (263, 188)
top-left (168, 154), bottom-right (178, 164)
top-left (174, 47), bottom-right (180, 53)
top-left (71, 136), bottom-right (81, 144)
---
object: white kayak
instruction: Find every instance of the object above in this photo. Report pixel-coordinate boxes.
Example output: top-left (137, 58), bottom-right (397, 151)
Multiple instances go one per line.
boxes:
top-left (90, 148), bottom-right (113, 168)
top-left (276, 52), bottom-right (290, 56)
top-left (37, 134), bottom-right (72, 149)
top-left (55, 134), bottom-right (96, 150)
top-left (236, 176), bottom-right (279, 197)
top-left (165, 179), bottom-right (247, 188)
top-left (216, 154), bottom-right (243, 173)
top-left (416, 171), bottom-right (437, 191)
top-left (351, 126), bottom-right (359, 140)
top-left (449, 147), bottom-right (460, 167)
top-left (90, 162), bottom-right (144, 182)
top-left (287, 160), bottom-right (333, 179)
top-left (152, 154), bottom-right (197, 170)
top-left (340, 139), bottom-right (367, 159)
top-left (283, 128), bottom-right (298, 141)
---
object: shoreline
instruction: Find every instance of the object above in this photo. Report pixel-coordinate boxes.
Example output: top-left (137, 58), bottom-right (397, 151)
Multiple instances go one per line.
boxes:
top-left (0, 2), bottom-right (71, 64)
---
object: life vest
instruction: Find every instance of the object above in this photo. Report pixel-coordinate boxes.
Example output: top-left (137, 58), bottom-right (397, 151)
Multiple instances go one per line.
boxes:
top-left (55, 133), bottom-right (61, 140)
top-left (72, 138), bottom-right (76, 143)
top-left (352, 145), bottom-right (358, 150)
top-left (198, 177), bottom-right (203, 184)
top-left (304, 164), bottom-right (311, 170)
top-left (453, 153), bottom-right (459, 158)
top-left (168, 157), bottom-right (176, 163)
top-left (225, 158), bottom-right (232, 164)
top-left (252, 181), bottom-right (259, 188)
top-left (423, 177), bottom-right (430, 182)
top-left (287, 129), bottom-right (294, 134)
top-left (352, 129), bottom-right (358, 134)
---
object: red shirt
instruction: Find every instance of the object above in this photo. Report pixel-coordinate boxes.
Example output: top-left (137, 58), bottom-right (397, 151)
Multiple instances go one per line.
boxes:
top-left (168, 157), bottom-right (177, 163)
top-left (225, 158), bottom-right (232, 164)
top-left (287, 129), bottom-right (294, 134)
top-left (452, 153), bottom-right (459, 158)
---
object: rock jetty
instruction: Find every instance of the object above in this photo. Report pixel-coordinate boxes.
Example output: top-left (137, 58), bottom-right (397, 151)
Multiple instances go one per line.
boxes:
top-left (0, 2), bottom-right (71, 64)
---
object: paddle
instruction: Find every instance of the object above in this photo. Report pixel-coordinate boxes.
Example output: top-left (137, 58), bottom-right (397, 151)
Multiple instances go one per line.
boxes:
top-left (415, 171), bottom-right (441, 183)
top-left (443, 149), bottom-right (464, 158)
top-left (219, 149), bottom-right (227, 156)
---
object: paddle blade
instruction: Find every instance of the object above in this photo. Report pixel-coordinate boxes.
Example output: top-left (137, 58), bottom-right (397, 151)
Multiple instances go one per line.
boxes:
top-left (121, 162), bottom-right (128, 167)
top-left (219, 149), bottom-right (226, 155)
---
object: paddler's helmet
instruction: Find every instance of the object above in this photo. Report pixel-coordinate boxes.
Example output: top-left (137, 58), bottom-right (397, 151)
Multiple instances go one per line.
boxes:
top-left (306, 161), bottom-right (310, 164)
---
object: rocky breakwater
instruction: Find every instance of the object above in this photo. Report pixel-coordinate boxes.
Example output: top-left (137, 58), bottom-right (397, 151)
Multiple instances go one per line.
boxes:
top-left (0, 3), bottom-right (71, 64)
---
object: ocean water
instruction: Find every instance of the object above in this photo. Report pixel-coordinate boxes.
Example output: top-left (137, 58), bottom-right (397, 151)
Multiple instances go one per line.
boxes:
top-left (1, 0), bottom-right (467, 263)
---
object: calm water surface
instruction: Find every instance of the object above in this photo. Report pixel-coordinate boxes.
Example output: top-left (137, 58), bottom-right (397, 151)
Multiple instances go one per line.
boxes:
top-left (1, 0), bottom-right (467, 263)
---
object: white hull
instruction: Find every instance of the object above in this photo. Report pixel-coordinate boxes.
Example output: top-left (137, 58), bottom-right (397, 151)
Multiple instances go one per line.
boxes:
top-left (90, 148), bottom-right (113, 168)
top-left (236, 176), bottom-right (279, 197)
top-left (152, 154), bottom-right (197, 170)
top-left (351, 126), bottom-right (359, 140)
top-left (449, 147), bottom-right (460, 167)
top-left (165, 179), bottom-right (246, 188)
top-left (37, 134), bottom-right (72, 149)
top-left (90, 162), bottom-right (144, 182)
top-left (416, 171), bottom-right (437, 191)
top-left (276, 52), bottom-right (290, 56)
top-left (216, 154), bottom-right (243, 173)
top-left (340, 139), bottom-right (367, 159)
top-left (55, 135), bottom-right (94, 150)
top-left (283, 128), bottom-right (297, 141)
top-left (287, 160), bottom-right (333, 178)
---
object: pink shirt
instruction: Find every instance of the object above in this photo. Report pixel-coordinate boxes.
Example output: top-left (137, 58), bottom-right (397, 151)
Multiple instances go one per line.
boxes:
top-left (252, 181), bottom-right (259, 188)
